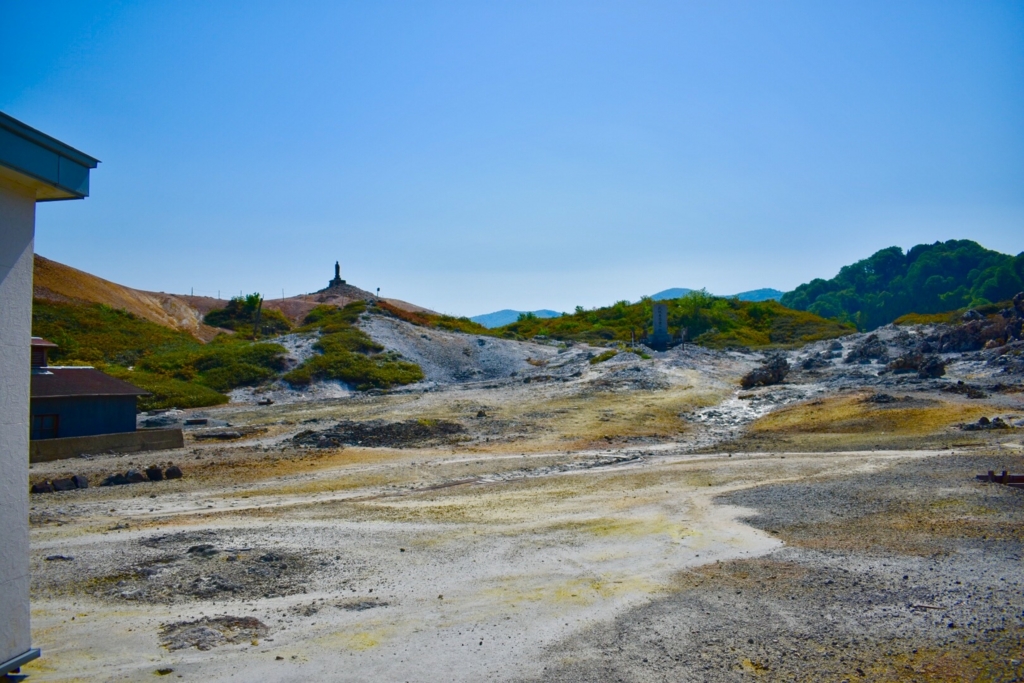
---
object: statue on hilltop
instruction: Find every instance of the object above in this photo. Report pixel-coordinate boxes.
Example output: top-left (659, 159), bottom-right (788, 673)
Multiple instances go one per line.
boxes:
top-left (329, 261), bottom-right (346, 288)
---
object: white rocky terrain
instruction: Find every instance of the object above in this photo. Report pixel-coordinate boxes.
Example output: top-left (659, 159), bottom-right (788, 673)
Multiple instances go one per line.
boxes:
top-left (23, 307), bottom-right (1024, 682)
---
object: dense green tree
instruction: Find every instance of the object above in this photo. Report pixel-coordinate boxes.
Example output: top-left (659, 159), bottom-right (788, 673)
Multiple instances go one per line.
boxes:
top-left (781, 240), bottom-right (1024, 330)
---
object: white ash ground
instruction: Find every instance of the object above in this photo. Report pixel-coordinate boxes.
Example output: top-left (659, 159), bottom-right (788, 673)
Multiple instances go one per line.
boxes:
top-left (359, 314), bottom-right (566, 387)
top-left (23, 315), bottom-right (1024, 681)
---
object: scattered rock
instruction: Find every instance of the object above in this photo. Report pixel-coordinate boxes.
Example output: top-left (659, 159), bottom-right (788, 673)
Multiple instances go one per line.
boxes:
top-left (31, 481), bottom-right (55, 494)
top-left (45, 554), bottom-right (74, 561)
top-left (941, 380), bottom-right (988, 399)
top-left (741, 355), bottom-right (790, 389)
top-left (71, 474), bottom-right (89, 489)
top-left (51, 478), bottom-right (76, 492)
top-left (844, 334), bottom-right (888, 364)
top-left (194, 430), bottom-right (243, 441)
top-left (101, 473), bottom-right (131, 487)
top-left (917, 355), bottom-right (947, 378)
top-left (800, 353), bottom-right (831, 370)
top-left (125, 469), bottom-right (147, 484)
top-left (146, 466), bottom-right (164, 482)
top-left (159, 616), bottom-right (268, 651)
top-left (292, 419), bottom-right (465, 449)
top-left (961, 416), bottom-right (1010, 431)
top-left (165, 465), bottom-right (183, 479)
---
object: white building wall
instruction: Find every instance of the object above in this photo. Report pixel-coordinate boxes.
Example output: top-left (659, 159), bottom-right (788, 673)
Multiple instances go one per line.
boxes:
top-left (0, 179), bottom-right (36, 666)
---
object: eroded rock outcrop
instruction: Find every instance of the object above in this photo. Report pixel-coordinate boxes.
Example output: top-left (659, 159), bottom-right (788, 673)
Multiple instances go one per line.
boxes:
top-left (740, 355), bottom-right (790, 389)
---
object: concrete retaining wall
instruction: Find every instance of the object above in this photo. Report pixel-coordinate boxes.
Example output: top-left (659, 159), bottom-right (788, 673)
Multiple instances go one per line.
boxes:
top-left (29, 428), bottom-right (184, 463)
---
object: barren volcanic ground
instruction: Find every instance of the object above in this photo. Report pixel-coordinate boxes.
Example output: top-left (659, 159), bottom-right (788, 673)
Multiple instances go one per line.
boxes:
top-left (23, 324), bottom-right (1024, 682)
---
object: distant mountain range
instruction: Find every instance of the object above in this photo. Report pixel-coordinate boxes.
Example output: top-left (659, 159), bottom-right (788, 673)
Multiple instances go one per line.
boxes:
top-left (650, 288), bottom-right (784, 302)
top-left (470, 309), bottom-right (562, 329)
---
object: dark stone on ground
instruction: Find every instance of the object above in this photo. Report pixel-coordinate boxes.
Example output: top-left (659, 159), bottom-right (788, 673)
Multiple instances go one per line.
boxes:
top-left (51, 478), bottom-right (76, 492)
top-left (740, 355), bottom-right (790, 389)
top-left (844, 334), bottom-right (888, 363)
top-left (72, 474), bottom-right (89, 489)
top-left (165, 465), bottom-right (183, 479)
top-left (291, 419), bottom-right (466, 449)
top-left (146, 466), bottom-right (164, 482)
top-left (125, 469), bottom-right (146, 484)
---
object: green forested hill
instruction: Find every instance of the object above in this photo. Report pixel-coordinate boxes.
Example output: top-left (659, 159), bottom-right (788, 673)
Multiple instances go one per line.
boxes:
top-left (781, 240), bottom-right (1024, 330)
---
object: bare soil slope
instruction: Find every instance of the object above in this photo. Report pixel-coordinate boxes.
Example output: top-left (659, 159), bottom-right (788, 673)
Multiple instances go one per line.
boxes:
top-left (34, 255), bottom-right (437, 340)
top-left (33, 255), bottom-right (223, 341)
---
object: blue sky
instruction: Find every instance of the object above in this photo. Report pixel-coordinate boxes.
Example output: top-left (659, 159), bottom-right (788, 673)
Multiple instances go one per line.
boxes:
top-left (3, 1), bottom-right (1022, 316)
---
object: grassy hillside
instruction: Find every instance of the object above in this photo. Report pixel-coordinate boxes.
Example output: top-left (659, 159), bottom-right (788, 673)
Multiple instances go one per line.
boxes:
top-left (497, 290), bottom-right (853, 348)
top-left (32, 298), bottom-right (426, 409)
top-left (32, 299), bottom-right (288, 410)
top-left (781, 240), bottom-right (1024, 330)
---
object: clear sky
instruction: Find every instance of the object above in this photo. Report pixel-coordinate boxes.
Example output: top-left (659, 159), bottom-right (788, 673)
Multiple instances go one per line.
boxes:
top-left (3, 1), bottom-right (1022, 316)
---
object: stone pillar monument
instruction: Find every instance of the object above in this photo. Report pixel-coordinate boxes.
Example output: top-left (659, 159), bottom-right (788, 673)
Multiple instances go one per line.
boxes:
top-left (650, 302), bottom-right (671, 350)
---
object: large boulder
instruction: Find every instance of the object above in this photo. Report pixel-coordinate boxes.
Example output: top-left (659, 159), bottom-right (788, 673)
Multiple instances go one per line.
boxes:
top-left (740, 355), bottom-right (790, 389)
top-left (844, 334), bottom-right (888, 364)
top-left (917, 355), bottom-right (947, 378)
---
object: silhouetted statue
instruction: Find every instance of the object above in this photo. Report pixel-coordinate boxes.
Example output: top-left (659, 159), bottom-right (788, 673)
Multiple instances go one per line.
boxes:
top-left (329, 261), bottom-right (346, 288)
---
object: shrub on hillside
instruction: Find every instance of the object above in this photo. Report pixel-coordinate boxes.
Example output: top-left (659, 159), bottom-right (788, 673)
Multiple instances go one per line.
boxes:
top-left (205, 293), bottom-right (292, 334)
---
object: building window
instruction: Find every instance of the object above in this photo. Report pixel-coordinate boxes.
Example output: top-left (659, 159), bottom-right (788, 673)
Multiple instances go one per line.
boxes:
top-left (32, 414), bottom-right (59, 440)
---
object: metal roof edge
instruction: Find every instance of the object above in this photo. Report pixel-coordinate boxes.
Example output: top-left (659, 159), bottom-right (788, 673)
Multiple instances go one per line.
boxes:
top-left (0, 111), bottom-right (100, 167)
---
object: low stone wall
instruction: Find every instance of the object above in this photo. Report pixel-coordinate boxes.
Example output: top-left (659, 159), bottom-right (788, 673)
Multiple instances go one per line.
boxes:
top-left (29, 428), bottom-right (184, 463)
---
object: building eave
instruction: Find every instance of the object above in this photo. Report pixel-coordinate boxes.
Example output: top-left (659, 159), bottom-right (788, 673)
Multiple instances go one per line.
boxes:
top-left (0, 111), bottom-right (99, 201)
